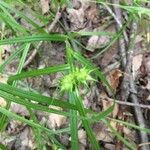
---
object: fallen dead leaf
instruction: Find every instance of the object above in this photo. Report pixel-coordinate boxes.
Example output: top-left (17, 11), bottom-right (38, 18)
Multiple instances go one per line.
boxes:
top-left (10, 104), bottom-right (29, 117)
top-left (107, 69), bottom-right (123, 93)
top-left (78, 129), bottom-right (87, 146)
top-left (0, 75), bottom-right (8, 107)
top-left (132, 54), bottom-right (143, 79)
top-left (93, 122), bottom-right (114, 142)
top-left (86, 35), bottom-right (110, 52)
top-left (40, 0), bottom-right (50, 14)
top-left (102, 99), bottom-right (119, 118)
top-left (46, 106), bottom-right (67, 129)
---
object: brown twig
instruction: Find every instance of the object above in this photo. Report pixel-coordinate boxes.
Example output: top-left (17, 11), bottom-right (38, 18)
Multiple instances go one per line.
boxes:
top-left (121, 20), bottom-right (149, 149)
top-left (103, 3), bottom-right (128, 43)
top-left (99, 95), bottom-right (150, 109)
top-left (130, 74), bottom-right (150, 150)
top-left (112, 0), bottom-right (127, 69)
top-left (23, 9), bottom-right (62, 68)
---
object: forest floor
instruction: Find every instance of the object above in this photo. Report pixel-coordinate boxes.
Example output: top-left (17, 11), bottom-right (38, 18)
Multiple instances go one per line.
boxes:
top-left (0, 0), bottom-right (150, 150)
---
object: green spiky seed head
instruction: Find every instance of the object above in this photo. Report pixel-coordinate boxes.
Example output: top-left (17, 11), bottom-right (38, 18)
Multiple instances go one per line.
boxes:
top-left (60, 74), bottom-right (74, 92)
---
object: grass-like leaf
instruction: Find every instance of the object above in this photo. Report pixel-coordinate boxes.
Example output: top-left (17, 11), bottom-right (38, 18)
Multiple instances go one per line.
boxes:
top-left (7, 64), bottom-right (70, 84)
top-left (0, 34), bottom-right (68, 45)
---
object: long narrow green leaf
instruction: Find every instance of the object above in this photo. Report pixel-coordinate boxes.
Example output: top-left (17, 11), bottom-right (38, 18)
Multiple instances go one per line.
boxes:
top-left (0, 107), bottom-right (70, 135)
top-left (0, 34), bottom-right (68, 45)
top-left (0, 44), bottom-right (30, 131)
top-left (103, 119), bottom-right (136, 150)
top-left (0, 1), bottom-right (45, 33)
top-left (109, 118), bottom-right (150, 134)
top-left (0, 4), bottom-right (28, 34)
top-left (0, 82), bottom-right (77, 110)
top-left (0, 90), bottom-right (70, 117)
top-left (7, 64), bottom-right (70, 84)
top-left (0, 44), bottom-right (26, 72)
top-left (66, 41), bottom-right (78, 150)
top-left (74, 88), bottom-right (100, 150)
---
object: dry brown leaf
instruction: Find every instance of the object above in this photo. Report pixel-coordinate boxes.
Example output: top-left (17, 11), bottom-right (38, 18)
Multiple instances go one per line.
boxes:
top-left (86, 35), bottom-right (110, 52)
top-left (46, 106), bottom-right (67, 129)
top-left (67, 7), bottom-right (85, 31)
top-left (93, 122), bottom-right (114, 142)
top-left (107, 69), bottom-right (123, 93)
top-left (102, 99), bottom-right (119, 118)
top-left (0, 75), bottom-right (8, 107)
top-left (78, 129), bottom-right (87, 146)
top-left (140, 52), bottom-right (150, 76)
top-left (40, 0), bottom-right (50, 14)
top-left (67, 0), bottom-right (99, 31)
top-left (132, 54), bottom-right (143, 79)
top-left (11, 104), bottom-right (29, 117)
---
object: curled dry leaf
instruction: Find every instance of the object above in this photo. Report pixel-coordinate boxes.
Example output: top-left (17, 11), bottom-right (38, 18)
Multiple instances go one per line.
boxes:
top-left (7, 120), bottom-right (25, 135)
top-left (46, 106), bottom-right (67, 129)
top-left (109, 120), bottom-right (136, 143)
top-left (40, 0), bottom-right (50, 14)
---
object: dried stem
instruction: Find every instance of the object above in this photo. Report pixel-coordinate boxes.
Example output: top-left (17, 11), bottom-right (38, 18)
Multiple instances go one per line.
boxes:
top-left (23, 9), bottom-right (62, 68)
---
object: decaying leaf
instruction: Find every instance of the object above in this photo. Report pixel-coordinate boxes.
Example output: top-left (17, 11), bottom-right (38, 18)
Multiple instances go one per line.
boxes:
top-left (67, 0), bottom-right (99, 31)
top-left (0, 75), bottom-right (8, 107)
top-left (107, 69), bottom-right (123, 93)
top-left (93, 122), bottom-right (114, 142)
top-left (140, 52), bottom-right (150, 76)
top-left (40, 0), bottom-right (50, 14)
top-left (132, 54), bottom-right (143, 79)
top-left (10, 104), bottom-right (29, 117)
top-left (78, 129), bottom-right (87, 146)
top-left (86, 35), bottom-right (110, 52)
top-left (46, 106), bottom-right (67, 129)
top-left (67, 7), bottom-right (85, 31)
top-left (102, 99), bottom-right (119, 118)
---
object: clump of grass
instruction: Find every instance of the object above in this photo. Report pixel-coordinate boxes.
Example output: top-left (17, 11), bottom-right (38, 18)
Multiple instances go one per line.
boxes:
top-left (0, 1), bottom-right (150, 149)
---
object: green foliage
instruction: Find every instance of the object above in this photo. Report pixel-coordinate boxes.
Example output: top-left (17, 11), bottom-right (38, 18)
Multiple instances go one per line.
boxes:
top-left (0, 1), bottom-right (150, 150)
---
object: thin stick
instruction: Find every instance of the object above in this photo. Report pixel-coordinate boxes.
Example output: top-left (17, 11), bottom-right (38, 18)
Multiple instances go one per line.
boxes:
top-left (23, 9), bottom-right (62, 68)
top-left (103, 3), bottom-right (128, 43)
top-left (112, 0), bottom-right (127, 68)
top-left (99, 96), bottom-right (150, 109)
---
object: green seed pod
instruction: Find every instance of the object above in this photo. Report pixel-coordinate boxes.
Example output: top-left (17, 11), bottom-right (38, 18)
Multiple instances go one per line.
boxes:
top-left (60, 74), bottom-right (74, 92)
top-left (75, 68), bottom-right (93, 84)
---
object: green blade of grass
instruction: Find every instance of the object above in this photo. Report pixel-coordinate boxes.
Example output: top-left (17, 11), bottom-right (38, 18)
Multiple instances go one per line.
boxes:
top-left (0, 107), bottom-right (70, 135)
top-left (0, 34), bottom-right (68, 45)
top-left (0, 44), bottom-right (26, 72)
top-left (0, 82), bottom-right (77, 110)
top-left (103, 119), bottom-right (137, 150)
top-left (0, 4), bottom-right (28, 34)
top-left (66, 41), bottom-right (78, 150)
top-left (0, 89), bottom-right (70, 118)
top-left (0, 1), bottom-right (45, 33)
top-left (108, 118), bottom-right (150, 134)
top-left (74, 88), bottom-right (100, 150)
top-left (0, 43), bottom-right (31, 131)
top-left (72, 31), bottom-right (115, 37)
top-left (7, 64), bottom-right (70, 84)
